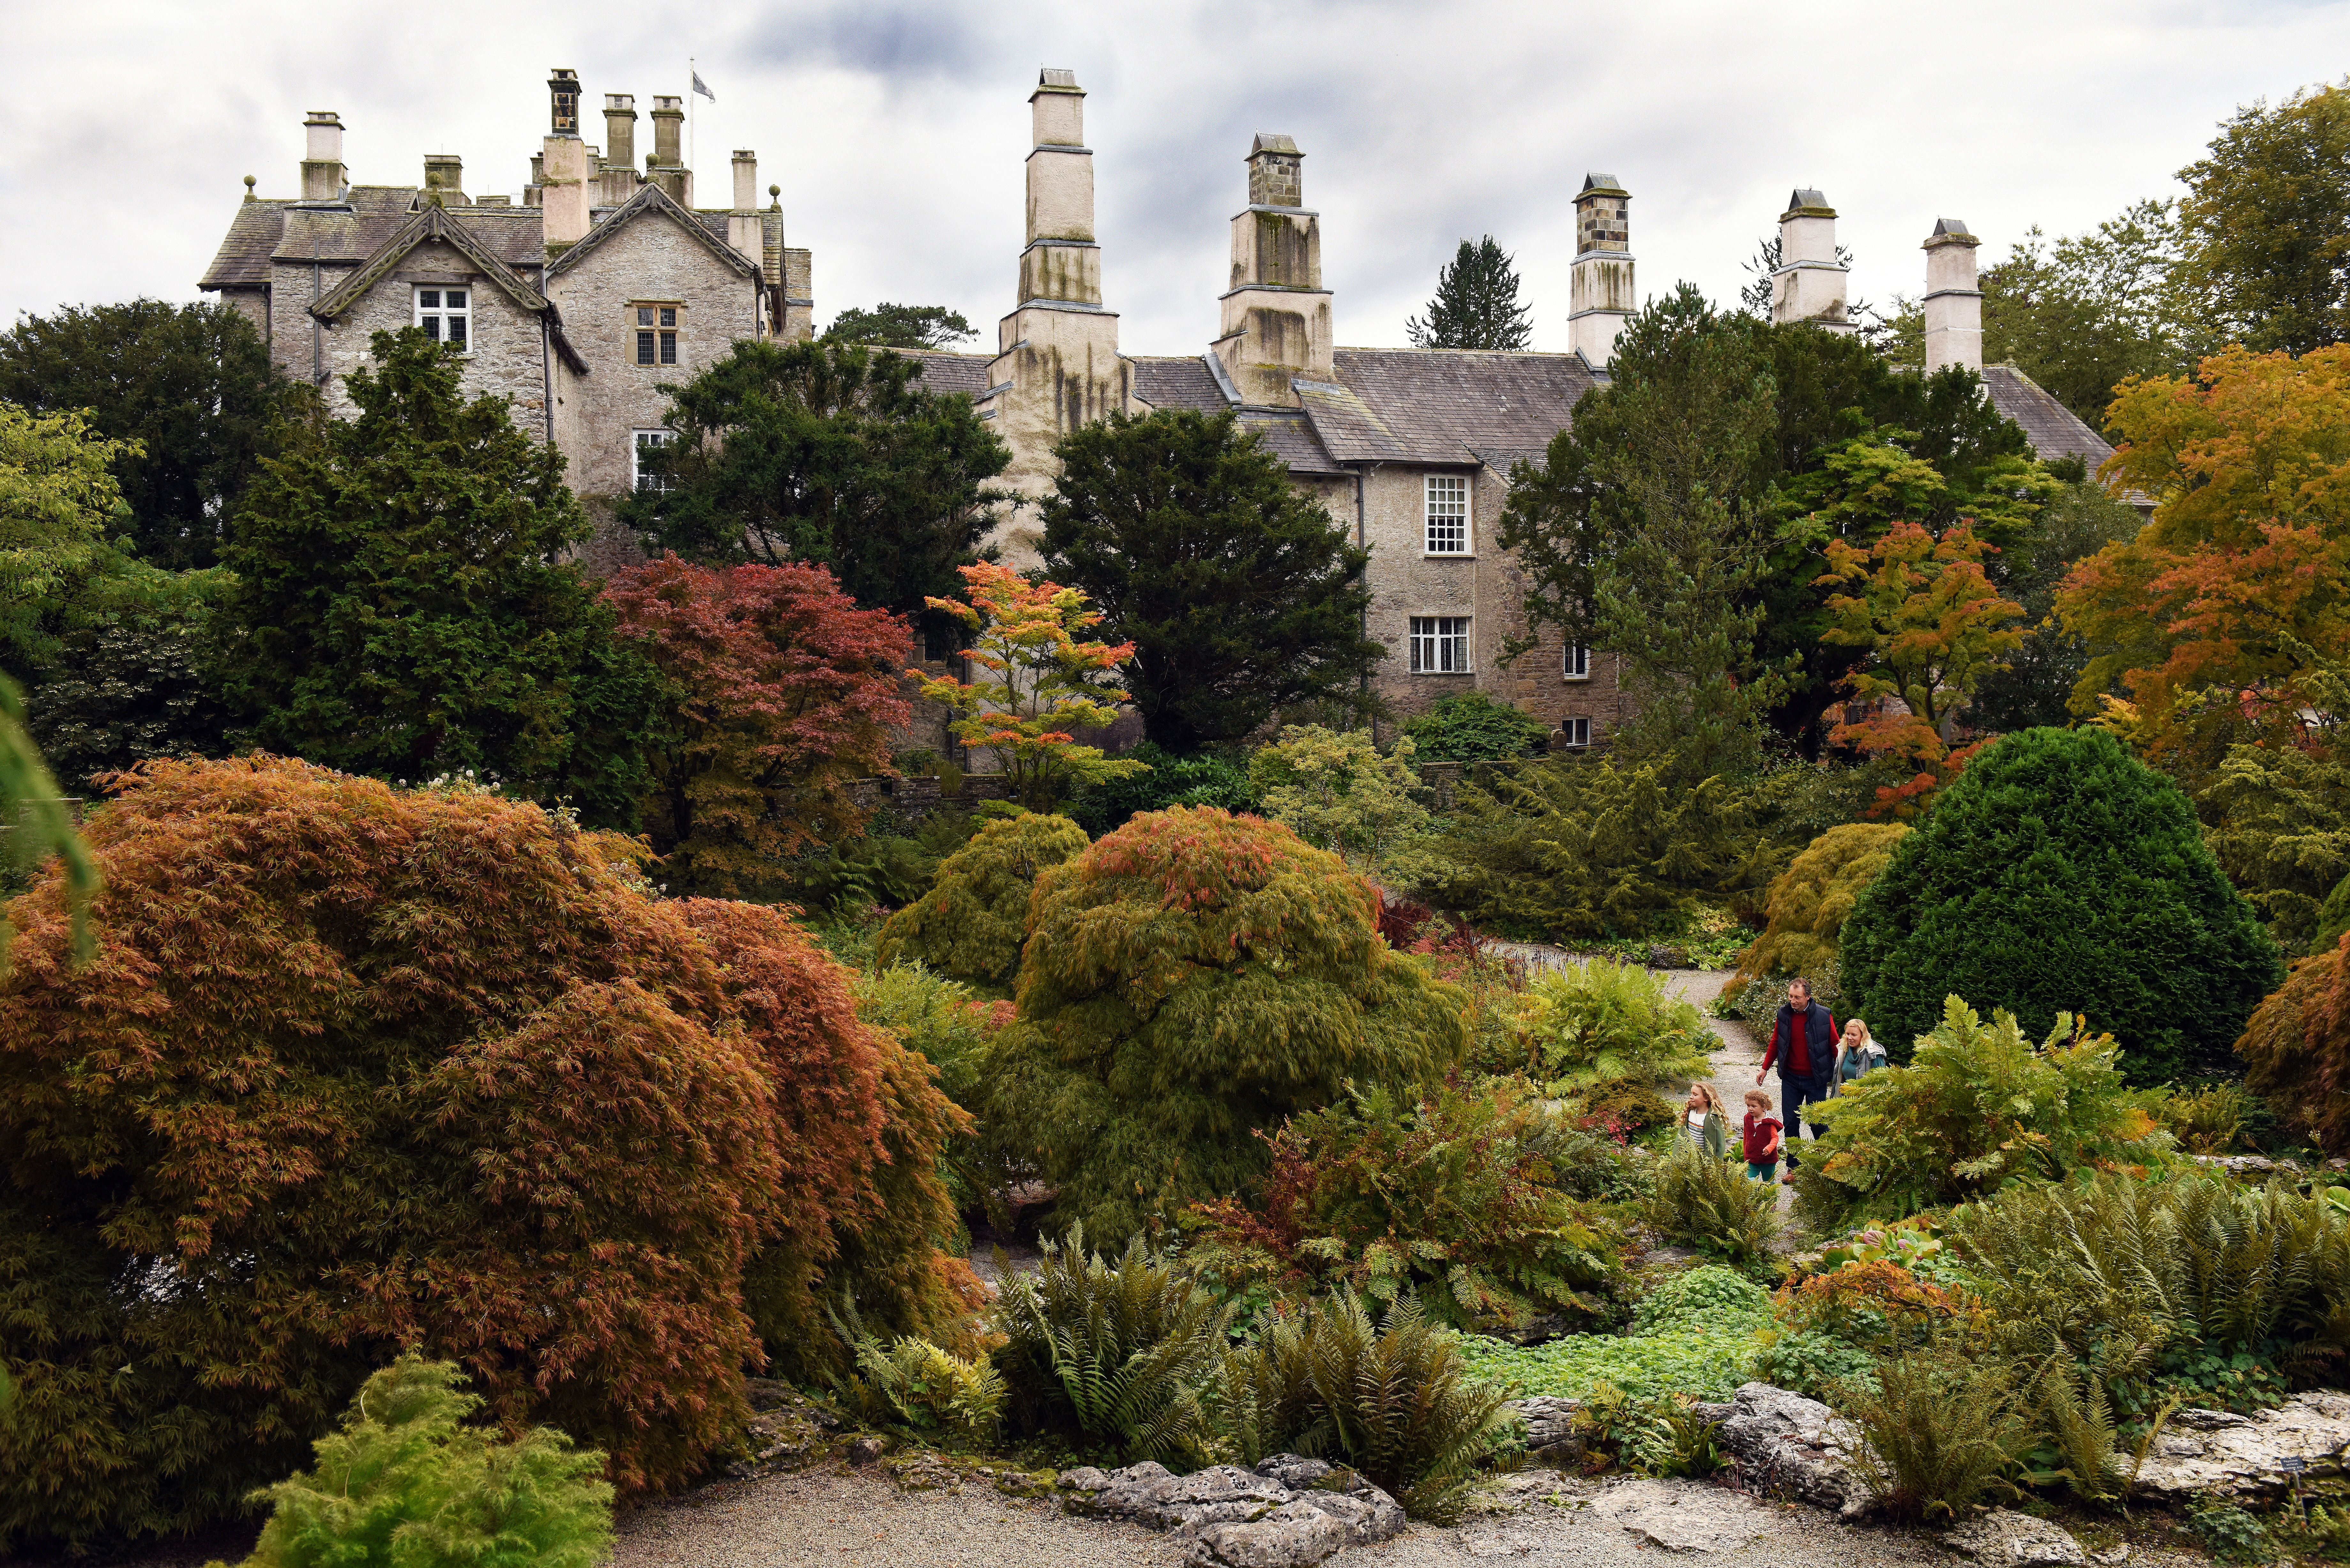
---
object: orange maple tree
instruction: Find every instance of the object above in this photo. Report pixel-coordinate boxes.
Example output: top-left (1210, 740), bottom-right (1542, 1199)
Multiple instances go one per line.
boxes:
top-left (605, 554), bottom-right (912, 893)
top-left (916, 562), bottom-right (1143, 808)
top-left (2057, 343), bottom-right (2350, 769)
top-left (0, 756), bottom-right (971, 1551)
top-left (1816, 521), bottom-right (2024, 818)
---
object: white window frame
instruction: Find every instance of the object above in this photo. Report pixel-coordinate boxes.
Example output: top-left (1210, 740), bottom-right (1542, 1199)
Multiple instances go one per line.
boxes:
top-left (1408, 615), bottom-right (1472, 675)
top-left (1564, 643), bottom-right (1591, 681)
top-left (1424, 472), bottom-right (1471, 556)
top-left (1560, 717), bottom-right (1592, 749)
top-left (632, 428), bottom-right (674, 492)
top-left (413, 285), bottom-right (472, 354)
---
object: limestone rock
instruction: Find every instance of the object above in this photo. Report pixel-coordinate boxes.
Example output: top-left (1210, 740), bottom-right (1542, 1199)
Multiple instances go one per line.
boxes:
top-left (1467, 1469), bottom-right (1582, 1516)
top-left (1942, 1508), bottom-right (2087, 1567)
top-left (1508, 1396), bottom-right (1588, 1466)
top-left (884, 1451), bottom-right (959, 1492)
top-left (1583, 1476), bottom-right (1772, 1553)
top-left (845, 1435), bottom-right (886, 1466)
top-left (1057, 1454), bottom-right (1406, 1566)
top-left (2133, 1392), bottom-right (2350, 1504)
top-left (1717, 1381), bottom-right (1871, 1518)
top-left (1186, 1501), bottom-right (1349, 1567)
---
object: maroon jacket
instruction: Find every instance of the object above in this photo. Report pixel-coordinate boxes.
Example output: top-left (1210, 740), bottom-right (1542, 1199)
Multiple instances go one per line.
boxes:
top-left (1763, 1000), bottom-right (1838, 1079)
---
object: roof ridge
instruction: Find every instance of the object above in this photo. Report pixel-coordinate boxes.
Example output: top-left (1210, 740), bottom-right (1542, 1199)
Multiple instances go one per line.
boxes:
top-left (309, 205), bottom-right (548, 323)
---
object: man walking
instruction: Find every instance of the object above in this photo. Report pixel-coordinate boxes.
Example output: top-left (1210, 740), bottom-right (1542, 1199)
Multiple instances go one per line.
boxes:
top-left (1756, 977), bottom-right (1837, 1182)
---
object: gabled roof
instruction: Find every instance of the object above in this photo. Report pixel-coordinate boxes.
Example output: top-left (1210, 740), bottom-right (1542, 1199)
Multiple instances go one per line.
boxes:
top-left (310, 204), bottom-right (551, 322)
top-left (548, 180), bottom-right (763, 281)
top-left (1981, 365), bottom-right (2113, 469)
top-left (200, 198), bottom-right (293, 289)
top-left (1322, 349), bottom-right (1595, 471)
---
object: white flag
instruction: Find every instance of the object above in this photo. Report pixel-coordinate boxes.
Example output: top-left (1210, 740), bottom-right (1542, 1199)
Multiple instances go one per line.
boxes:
top-left (692, 71), bottom-right (715, 102)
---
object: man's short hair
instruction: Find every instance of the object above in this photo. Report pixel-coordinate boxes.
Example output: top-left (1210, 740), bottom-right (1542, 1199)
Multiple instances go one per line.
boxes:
top-left (1788, 977), bottom-right (1812, 997)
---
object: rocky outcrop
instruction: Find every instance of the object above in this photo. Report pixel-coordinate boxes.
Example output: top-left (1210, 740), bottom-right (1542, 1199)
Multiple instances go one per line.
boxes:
top-left (1716, 1381), bottom-right (1871, 1517)
top-left (1057, 1455), bottom-right (1407, 1567)
top-left (1941, 1508), bottom-right (2087, 1567)
top-left (1509, 1397), bottom-right (1585, 1466)
top-left (2133, 1392), bottom-right (2350, 1504)
top-left (1583, 1476), bottom-right (1775, 1553)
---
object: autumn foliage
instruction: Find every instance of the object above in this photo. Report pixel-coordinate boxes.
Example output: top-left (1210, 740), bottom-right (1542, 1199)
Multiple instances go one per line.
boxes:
top-left (2238, 937), bottom-right (2350, 1155)
top-left (606, 554), bottom-right (911, 893)
top-left (0, 757), bottom-right (970, 1553)
top-left (977, 806), bottom-right (1468, 1241)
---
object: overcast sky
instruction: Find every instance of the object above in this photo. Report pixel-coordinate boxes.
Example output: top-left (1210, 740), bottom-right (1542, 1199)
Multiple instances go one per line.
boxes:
top-left (4, 1), bottom-right (2345, 356)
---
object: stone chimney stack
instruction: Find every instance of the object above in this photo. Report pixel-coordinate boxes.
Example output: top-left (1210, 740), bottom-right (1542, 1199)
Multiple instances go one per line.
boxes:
top-left (984, 69), bottom-right (1131, 565)
top-left (729, 151), bottom-right (761, 259)
top-left (603, 94), bottom-right (637, 170)
top-left (1922, 217), bottom-right (1984, 374)
top-left (300, 111), bottom-right (345, 203)
top-left (1211, 134), bottom-right (1333, 406)
top-left (1568, 173), bottom-right (1634, 367)
top-left (647, 96), bottom-right (689, 203)
top-left (422, 153), bottom-right (464, 205)
top-left (1770, 188), bottom-right (1852, 333)
top-left (542, 69), bottom-right (591, 249)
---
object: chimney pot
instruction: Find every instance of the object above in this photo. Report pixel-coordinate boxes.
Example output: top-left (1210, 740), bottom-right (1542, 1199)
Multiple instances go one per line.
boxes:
top-left (1770, 186), bottom-right (1852, 332)
top-left (1246, 134), bottom-right (1303, 207)
top-left (548, 69), bottom-right (581, 136)
top-left (650, 96), bottom-right (685, 168)
top-left (732, 149), bottom-right (757, 213)
top-left (1030, 68), bottom-right (1084, 149)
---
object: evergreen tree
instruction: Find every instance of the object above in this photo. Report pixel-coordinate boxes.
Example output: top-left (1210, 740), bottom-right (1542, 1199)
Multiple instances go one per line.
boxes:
top-left (2179, 78), bottom-right (2350, 356)
top-left (1406, 237), bottom-right (1533, 351)
top-left (621, 338), bottom-right (1010, 634)
top-left (215, 329), bottom-right (656, 827)
top-left (821, 303), bottom-right (978, 349)
top-left (1041, 409), bottom-right (1382, 751)
top-left (0, 299), bottom-right (290, 569)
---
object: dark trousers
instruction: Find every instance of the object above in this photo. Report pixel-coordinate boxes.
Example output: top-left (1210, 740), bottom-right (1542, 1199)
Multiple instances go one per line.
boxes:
top-left (1780, 1070), bottom-right (1835, 1164)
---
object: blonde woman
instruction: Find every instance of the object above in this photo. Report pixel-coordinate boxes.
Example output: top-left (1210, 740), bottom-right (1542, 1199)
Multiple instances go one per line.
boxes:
top-left (1833, 1018), bottom-right (1887, 1092)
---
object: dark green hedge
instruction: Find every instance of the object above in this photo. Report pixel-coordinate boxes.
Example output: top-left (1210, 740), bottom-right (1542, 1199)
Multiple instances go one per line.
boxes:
top-left (1840, 727), bottom-right (2279, 1084)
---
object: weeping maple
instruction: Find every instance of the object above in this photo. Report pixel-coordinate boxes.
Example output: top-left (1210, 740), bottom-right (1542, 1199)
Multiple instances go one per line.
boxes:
top-left (977, 806), bottom-right (1468, 1241)
top-left (605, 554), bottom-right (912, 893)
top-left (0, 756), bottom-right (971, 1554)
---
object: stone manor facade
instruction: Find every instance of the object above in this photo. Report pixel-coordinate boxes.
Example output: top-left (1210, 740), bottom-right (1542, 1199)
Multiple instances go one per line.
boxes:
top-left (201, 68), bottom-right (2110, 746)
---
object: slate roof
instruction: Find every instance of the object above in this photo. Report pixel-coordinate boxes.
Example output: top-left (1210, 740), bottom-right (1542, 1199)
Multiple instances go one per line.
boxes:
top-left (1320, 349), bottom-right (1596, 471)
top-left (200, 188), bottom-right (545, 291)
top-left (310, 204), bottom-right (551, 320)
top-left (1131, 355), bottom-right (1226, 412)
top-left (904, 351), bottom-right (993, 397)
top-left (549, 182), bottom-right (761, 280)
top-left (1982, 365), bottom-right (2113, 469)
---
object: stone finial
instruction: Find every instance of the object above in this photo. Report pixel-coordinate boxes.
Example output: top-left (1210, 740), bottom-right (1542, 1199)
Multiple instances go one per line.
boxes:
top-left (1247, 134), bottom-right (1303, 207)
top-left (548, 70), bottom-right (581, 137)
top-left (769, 182), bottom-right (781, 210)
top-left (243, 174), bottom-right (257, 201)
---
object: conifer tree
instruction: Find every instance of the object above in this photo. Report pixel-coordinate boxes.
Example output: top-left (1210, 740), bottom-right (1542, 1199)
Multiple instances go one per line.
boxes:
top-left (1406, 237), bottom-right (1534, 351)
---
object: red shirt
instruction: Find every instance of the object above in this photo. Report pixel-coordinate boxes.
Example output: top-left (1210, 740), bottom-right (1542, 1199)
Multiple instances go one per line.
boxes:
top-left (1742, 1112), bottom-right (1782, 1164)
top-left (1764, 1003), bottom-right (1838, 1077)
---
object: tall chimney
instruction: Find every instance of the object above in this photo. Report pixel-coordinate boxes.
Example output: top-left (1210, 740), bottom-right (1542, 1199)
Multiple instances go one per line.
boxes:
top-left (603, 94), bottom-right (637, 170)
top-left (1211, 134), bottom-right (1333, 406)
top-left (1770, 188), bottom-right (1852, 333)
top-left (542, 69), bottom-right (590, 248)
top-left (1922, 217), bottom-right (1983, 374)
top-left (647, 96), bottom-right (689, 203)
top-left (729, 151), bottom-right (761, 258)
top-left (300, 110), bottom-right (345, 203)
top-left (422, 153), bottom-right (464, 205)
top-left (1568, 173), bottom-right (1633, 367)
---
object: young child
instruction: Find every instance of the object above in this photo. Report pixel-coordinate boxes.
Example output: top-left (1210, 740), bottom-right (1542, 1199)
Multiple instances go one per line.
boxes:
top-left (1741, 1088), bottom-right (1783, 1182)
top-left (1684, 1083), bottom-right (1728, 1159)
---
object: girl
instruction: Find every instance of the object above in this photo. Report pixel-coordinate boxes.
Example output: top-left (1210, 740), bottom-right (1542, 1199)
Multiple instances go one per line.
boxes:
top-left (1683, 1082), bottom-right (1729, 1158)
top-left (1834, 1018), bottom-right (1887, 1092)
top-left (1741, 1088), bottom-right (1783, 1182)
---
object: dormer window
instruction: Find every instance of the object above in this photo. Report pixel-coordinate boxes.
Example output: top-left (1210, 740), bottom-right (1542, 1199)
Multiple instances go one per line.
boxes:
top-left (633, 304), bottom-right (679, 366)
top-left (415, 288), bottom-right (469, 350)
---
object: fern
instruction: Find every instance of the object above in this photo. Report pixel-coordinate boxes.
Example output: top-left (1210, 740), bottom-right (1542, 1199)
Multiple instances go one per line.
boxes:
top-left (1837, 1347), bottom-right (2024, 1523)
top-left (1644, 1140), bottom-right (1783, 1268)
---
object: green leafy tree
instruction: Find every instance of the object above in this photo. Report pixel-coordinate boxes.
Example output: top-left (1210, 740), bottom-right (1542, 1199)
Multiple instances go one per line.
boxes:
top-left (2195, 743), bottom-right (2350, 956)
top-left (875, 811), bottom-right (1092, 987)
top-left (213, 330), bottom-right (657, 827)
top-left (0, 403), bottom-right (125, 676)
top-left (1501, 284), bottom-right (1785, 775)
top-left (1724, 822), bottom-right (1909, 993)
top-left (239, 1355), bottom-right (613, 1568)
top-left (23, 561), bottom-right (231, 789)
top-left (621, 338), bottom-right (1009, 629)
top-left (822, 303), bottom-right (978, 350)
top-left (1839, 727), bottom-right (2280, 1085)
top-left (0, 300), bottom-right (289, 569)
top-left (2179, 78), bottom-right (2350, 356)
top-left (977, 806), bottom-right (1468, 1240)
top-left (1983, 203), bottom-right (2206, 425)
top-left (1967, 478), bottom-right (2146, 732)
top-left (1406, 237), bottom-right (1534, 351)
top-left (1040, 409), bottom-right (1381, 750)
top-left (1402, 691), bottom-right (1551, 763)
top-left (1248, 725), bottom-right (1438, 884)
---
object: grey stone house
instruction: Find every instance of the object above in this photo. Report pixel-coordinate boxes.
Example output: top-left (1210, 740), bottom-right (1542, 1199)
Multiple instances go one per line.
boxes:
top-left (200, 71), bottom-right (814, 561)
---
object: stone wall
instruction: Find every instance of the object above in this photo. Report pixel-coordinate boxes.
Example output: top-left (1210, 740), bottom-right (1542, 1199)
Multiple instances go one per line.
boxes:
top-left (308, 237), bottom-right (552, 433)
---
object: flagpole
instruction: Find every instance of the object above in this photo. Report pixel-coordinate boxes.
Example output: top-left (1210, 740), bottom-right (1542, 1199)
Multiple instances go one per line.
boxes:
top-left (689, 56), bottom-right (696, 192)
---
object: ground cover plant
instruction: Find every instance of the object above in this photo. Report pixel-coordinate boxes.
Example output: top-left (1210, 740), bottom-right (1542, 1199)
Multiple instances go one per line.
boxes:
top-left (0, 756), bottom-right (972, 1552)
top-left (1448, 1266), bottom-right (1772, 1402)
top-left (876, 810), bottom-right (1091, 987)
top-left (1792, 998), bottom-right (2170, 1227)
top-left (1185, 1079), bottom-right (1629, 1333)
top-left (977, 806), bottom-right (1467, 1240)
top-left (1839, 727), bottom-right (2279, 1085)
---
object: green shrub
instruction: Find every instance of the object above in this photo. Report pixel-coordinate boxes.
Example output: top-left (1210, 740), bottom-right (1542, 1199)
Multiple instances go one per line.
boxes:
top-left (2161, 1081), bottom-right (2259, 1155)
top-left (1795, 998), bottom-right (2173, 1226)
top-left (1755, 1259), bottom-right (1974, 1398)
top-left (2316, 870), bottom-right (2350, 957)
top-left (2190, 1499), bottom-right (2278, 1565)
top-left (837, 1330), bottom-right (1006, 1445)
top-left (994, 1228), bottom-right (1233, 1463)
top-left (1221, 1293), bottom-right (1516, 1522)
top-left (853, 961), bottom-right (1013, 1113)
top-left (1644, 1142), bottom-right (1784, 1268)
top-left (978, 807), bottom-right (1467, 1240)
top-left (1839, 727), bottom-right (2281, 1086)
top-left (1946, 1170), bottom-right (2350, 1417)
top-left (2197, 744), bottom-right (2350, 957)
top-left (1836, 1348), bottom-right (2024, 1523)
top-left (1427, 757), bottom-right (1788, 941)
top-left (1723, 823), bottom-right (1908, 996)
top-left (792, 830), bottom-right (936, 914)
top-left (1752, 1331), bottom-right (1877, 1399)
top-left (1500, 959), bottom-right (1716, 1098)
top-left (875, 811), bottom-right (1091, 987)
top-left (237, 1355), bottom-right (613, 1568)
top-left (1248, 726), bottom-right (1440, 884)
top-left (1574, 1383), bottom-right (1726, 1478)
top-left (1070, 742), bottom-right (1255, 836)
top-left (1450, 1266), bottom-right (1770, 1402)
top-left (1185, 1080), bottom-right (1629, 1333)
top-left (1545, 1128), bottom-right (1658, 1204)
top-left (1401, 691), bottom-right (1551, 764)
top-left (1713, 958), bottom-right (1840, 1023)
